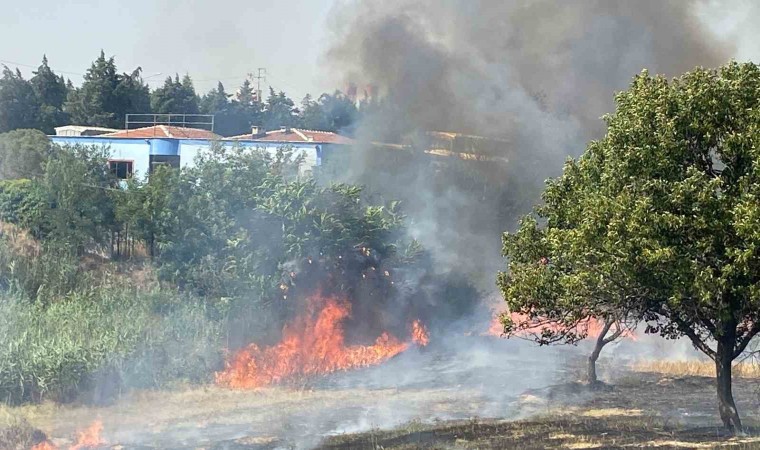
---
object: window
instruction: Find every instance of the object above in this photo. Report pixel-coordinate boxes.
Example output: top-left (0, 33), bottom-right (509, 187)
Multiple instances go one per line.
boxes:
top-left (149, 155), bottom-right (180, 174)
top-left (109, 160), bottom-right (133, 180)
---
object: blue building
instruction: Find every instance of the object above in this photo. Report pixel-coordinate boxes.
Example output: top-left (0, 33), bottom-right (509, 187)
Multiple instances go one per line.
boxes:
top-left (50, 125), bottom-right (354, 179)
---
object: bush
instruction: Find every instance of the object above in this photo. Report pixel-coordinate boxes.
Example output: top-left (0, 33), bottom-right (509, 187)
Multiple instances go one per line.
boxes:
top-left (0, 179), bottom-right (48, 235)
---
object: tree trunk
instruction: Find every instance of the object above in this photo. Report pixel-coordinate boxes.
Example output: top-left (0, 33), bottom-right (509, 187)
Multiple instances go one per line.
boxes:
top-left (587, 345), bottom-right (600, 384)
top-left (587, 319), bottom-right (614, 385)
top-left (716, 339), bottom-right (743, 433)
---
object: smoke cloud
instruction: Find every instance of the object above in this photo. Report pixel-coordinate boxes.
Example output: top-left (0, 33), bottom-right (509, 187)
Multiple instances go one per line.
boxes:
top-left (324, 0), bottom-right (732, 283)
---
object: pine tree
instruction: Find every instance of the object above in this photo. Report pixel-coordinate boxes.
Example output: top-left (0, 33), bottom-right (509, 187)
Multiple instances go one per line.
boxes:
top-left (0, 66), bottom-right (41, 132)
top-left (237, 79), bottom-right (255, 105)
top-left (263, 87), bottom-right (298, 130)
top-left (65, 50), bottom-right (121, 127)
top-left (151, 74), bottom-right (199, 116)
top-left (30, 55), bottom-right (69, 133)
top-left (64, 50), bottom-right (150, 129)
top-left (200, 82), bottom-right (229, 114)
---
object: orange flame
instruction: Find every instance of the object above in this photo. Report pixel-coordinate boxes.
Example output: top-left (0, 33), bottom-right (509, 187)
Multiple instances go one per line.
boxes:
top-left (411, 319), bottom-right (430, 346)
top-left (487, 312), bottom-right (634, 340)
top-left (31, 442), bottom-right (57, 450)
top-left (31, 420), bottom-right (105, 450)
top-left (216, 293), bottom-right (429, 389)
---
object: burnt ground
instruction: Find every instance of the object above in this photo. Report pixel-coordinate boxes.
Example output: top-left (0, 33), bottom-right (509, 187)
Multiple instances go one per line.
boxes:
top-left (3, 339), bottom-right (760, 449)
top-left (317, 373), bottom-right (760, 450)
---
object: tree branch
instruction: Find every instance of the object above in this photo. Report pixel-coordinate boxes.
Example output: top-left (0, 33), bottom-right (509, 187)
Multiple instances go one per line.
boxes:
top-left (733, 322), bottom-right (760, 359)
top-left (672, 314), bottom-right (716, 360)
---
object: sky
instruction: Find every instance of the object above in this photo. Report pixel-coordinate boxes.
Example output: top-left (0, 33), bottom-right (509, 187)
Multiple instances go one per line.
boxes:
top-left (0, 0), bottom-right (758, 101)
top-left (0, 0), bottom-right (336, 99)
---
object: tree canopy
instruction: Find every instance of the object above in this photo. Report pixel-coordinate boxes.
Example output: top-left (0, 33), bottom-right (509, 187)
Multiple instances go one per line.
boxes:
top-left (0, 51), bottom-right (368, 136)
top-left (0, 129), bottom-right (51, 180)
top-left (151, 74), bottom-right (200, 115)
top-left (499, 61), bottom-right (760, 432)
top-left (30, 56), bottom-right (69, 134)
top-left (65, 51), bottom-right (151, 128)
top-left (0, 67), bottom-right (40, 133)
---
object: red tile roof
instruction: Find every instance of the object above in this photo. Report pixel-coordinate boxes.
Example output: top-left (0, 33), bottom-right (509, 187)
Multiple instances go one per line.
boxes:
top-left (227, 128), bottom-right (354, 145)
top-left (103, 125), bottom-right (221, 139)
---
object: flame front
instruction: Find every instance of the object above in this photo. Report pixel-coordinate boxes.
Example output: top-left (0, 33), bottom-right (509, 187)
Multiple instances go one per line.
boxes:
top-left (216, 293), bottom-right (429, 389)
top-left (31, 420), bottom-right (105, 450)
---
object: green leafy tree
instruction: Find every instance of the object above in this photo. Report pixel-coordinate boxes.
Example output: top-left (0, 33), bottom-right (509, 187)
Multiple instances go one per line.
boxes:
top-left (0, 129), bottom-right (51, 180)
top-left (30, 56), bottom-right (69, 133)
top-left (499, 62), bottom-right (760, 432)
top-left (42, 145), bottom-right (116, 252)
top-left (151, 74), bottom-right (200, 115)
top-left (0, 67), bottom-right (40, 132)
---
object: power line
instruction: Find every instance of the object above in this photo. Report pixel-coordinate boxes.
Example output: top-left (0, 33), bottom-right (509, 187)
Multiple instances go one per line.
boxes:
top-left (0, 58), bottom-right (85, 77)
top-left (1, 57), bottom-right (308, 98)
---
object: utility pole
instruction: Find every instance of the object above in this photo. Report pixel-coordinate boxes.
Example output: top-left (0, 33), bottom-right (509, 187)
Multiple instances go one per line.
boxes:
top-left (249, 68), bottom-right (266, 103)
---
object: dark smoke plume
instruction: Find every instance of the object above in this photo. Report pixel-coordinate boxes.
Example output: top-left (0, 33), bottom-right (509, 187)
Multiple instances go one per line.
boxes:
top-left (325, 0), bottom-right (732, 284)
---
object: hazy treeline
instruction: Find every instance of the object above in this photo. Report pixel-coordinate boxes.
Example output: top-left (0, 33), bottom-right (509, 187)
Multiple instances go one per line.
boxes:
top-left (0, 52), bottom-right (362, 136)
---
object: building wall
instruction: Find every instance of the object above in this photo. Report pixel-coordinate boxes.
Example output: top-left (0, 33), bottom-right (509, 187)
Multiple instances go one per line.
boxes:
top-left (179, 141), bottom-right (320, 175)
top-left (49, 136), bottom-right (324, 178)
top-left (50, 136), bottom-right (155, 178)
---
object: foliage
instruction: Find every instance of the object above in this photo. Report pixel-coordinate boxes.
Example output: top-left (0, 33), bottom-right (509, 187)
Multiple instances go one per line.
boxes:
top-left (0, 286), bottom-right (225, 404)
top-left (30, 56), bottom-right (69, 134)
top-left (132, 143), bottom-right (410, 305)
top-left (0, 67), bottom-right (40, 133)
top-left (0, 137), bottom-right (473, 406)
top-left (262, 87), bottom-right (299, 130)
top-left (499, 61), bottom-right (760, 431)
top-left (40, 144), bottom-right (116, 250)
top-left (300, 91), bottom-right (359, 133)
top-left (65, 51), bottom-right (150, 129)
top-left (0, 54), bottom-right (366, 137)
top-left (151, 74), bottom-right (200, 115)
top-left (0, 129), bottom-right (52, 180)
top-left (200, 81), bottom-right (263, 137)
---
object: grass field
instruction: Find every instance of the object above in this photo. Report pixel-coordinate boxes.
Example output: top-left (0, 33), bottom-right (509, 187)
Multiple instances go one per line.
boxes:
top-left (633, 360), bottom-right (760, 379)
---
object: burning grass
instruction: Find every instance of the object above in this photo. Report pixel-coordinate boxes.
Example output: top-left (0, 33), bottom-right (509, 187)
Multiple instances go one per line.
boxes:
top-left (30, 420), bottom-right (105, 450)
top-left (216, 292), bottom-right (429, 389)
top-left (632, 360), bottom-right (760, 379)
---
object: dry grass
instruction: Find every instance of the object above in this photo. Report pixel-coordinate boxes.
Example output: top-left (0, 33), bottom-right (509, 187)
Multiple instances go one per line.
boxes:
top-left (633, 360), bottom-right (760, 379)
top-left (0, 406), bottom-right (47, 450)
top-left (0, 221), bottom-right (40, 256)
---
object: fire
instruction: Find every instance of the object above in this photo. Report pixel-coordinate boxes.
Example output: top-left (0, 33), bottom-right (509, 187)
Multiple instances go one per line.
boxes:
top-left (31, 420), bottom-right (105, 450)
top-left (31, 443), bottom-right (57, 450)
top-left (411, 319), bottom-right (430, 346)
top-left (486, 312), bottom-right (634, 340)
top-left (216, 293), bottom-right (429, 389)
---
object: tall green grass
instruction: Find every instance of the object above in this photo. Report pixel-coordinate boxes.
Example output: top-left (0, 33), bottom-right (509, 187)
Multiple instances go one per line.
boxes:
top-left (0, 287), bottom-right (226, 404)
